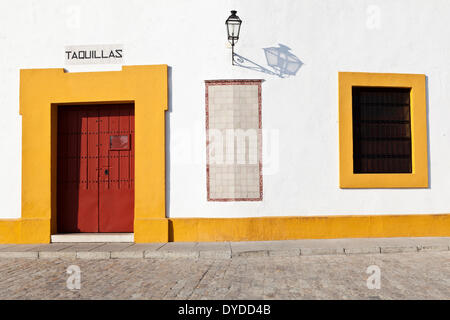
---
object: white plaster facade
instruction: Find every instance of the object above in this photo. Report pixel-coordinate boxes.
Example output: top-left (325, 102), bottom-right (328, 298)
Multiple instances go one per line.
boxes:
top-left (1, 0), bottom-right (450, 219)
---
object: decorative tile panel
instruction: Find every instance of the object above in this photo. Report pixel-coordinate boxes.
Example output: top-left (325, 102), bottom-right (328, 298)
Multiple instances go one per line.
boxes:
top-left (205, 80), bottom-right (263, 201)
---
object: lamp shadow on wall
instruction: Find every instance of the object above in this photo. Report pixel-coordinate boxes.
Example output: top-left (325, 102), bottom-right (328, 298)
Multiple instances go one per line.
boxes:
top-left (234, 43), bottom-right (303, 78)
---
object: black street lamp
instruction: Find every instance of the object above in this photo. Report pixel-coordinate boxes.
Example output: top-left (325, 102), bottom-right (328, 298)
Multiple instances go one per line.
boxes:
top-left (225, 10), bottom-right (242, 65)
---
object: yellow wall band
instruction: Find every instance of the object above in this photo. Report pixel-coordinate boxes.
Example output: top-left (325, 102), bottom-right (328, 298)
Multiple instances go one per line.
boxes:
top-left (2, 214), bottom-right (450, 244)
top-left (167, 214), bottom-right (450, 242)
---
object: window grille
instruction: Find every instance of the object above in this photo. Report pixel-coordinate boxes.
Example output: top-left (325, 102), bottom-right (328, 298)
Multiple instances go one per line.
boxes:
top-left (352, 87), bottom-right (412, 173)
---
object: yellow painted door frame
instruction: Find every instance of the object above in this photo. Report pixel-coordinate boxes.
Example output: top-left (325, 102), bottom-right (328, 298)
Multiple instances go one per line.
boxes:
top-left (0, 65), bottom-right (168, 243)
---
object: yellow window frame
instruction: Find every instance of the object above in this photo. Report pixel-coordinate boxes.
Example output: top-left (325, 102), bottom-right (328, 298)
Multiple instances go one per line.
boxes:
top-left (339, 72), bottom-right (428, 188)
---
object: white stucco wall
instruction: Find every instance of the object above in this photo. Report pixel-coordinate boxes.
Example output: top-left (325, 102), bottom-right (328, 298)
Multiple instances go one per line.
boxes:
top-left (1, 0), bottom-right (450, 219)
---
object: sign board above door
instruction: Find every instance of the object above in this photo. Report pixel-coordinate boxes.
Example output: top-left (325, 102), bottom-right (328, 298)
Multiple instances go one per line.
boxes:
top-left (65, 44), bottom-right (123, 65)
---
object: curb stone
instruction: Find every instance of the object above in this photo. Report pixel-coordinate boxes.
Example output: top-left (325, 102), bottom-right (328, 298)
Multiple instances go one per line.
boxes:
top-left (0, 238), bottom-right (449, 260)
top-left (380, 246), bottom-right (418, 254)
top-left (111, 251), bottom-right (144, 259)
top-left (344, 247), bottom-right (381, 255)
top-left (39, 251), bottom-right (77, 259)
top-left (232, 250), bottom-right (269, 258)
top-left (0, 252), bottom-right (38, 259)
top-left (419, 245), bottom-right (450, 252)
top-left (268, 249), bottom-right (300, 257)
top-left (301, 248), bottom-right (344, 256)
top-left (144, 250), bottom-right (199, 259)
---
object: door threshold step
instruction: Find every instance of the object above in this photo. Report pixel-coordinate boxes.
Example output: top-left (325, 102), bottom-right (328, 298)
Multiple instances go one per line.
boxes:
top-left (51, 233), bottom-right (134, 243)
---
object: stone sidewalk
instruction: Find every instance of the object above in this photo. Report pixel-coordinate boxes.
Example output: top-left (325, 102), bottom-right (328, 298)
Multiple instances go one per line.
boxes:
top-left (0, 237), bottom-right (449, 260)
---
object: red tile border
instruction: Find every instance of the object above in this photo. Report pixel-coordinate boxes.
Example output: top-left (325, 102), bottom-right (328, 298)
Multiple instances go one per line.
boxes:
top-left (205, 79), bottom-right (263, 202)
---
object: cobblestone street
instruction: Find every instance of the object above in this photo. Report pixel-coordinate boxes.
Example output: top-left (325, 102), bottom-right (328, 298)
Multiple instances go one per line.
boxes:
top-left (0, 251), bottom-right (449, 299)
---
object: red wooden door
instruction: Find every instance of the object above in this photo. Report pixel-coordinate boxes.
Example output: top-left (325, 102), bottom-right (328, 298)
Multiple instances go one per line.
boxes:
top-left (98, 105), bottom-right (135, 232)
top-left (57, 104), bottom-right (134, 233)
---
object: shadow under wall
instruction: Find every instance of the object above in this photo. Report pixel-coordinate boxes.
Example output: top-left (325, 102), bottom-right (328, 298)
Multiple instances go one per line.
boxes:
top-left (168, 219), bottom-right (174, 242)
top-left (165, 66), bottom-right (172, 218)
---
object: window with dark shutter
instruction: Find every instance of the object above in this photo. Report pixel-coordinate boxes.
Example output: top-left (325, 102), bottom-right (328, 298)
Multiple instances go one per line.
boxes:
top-left (352, 87), bottom-right (412, 174)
